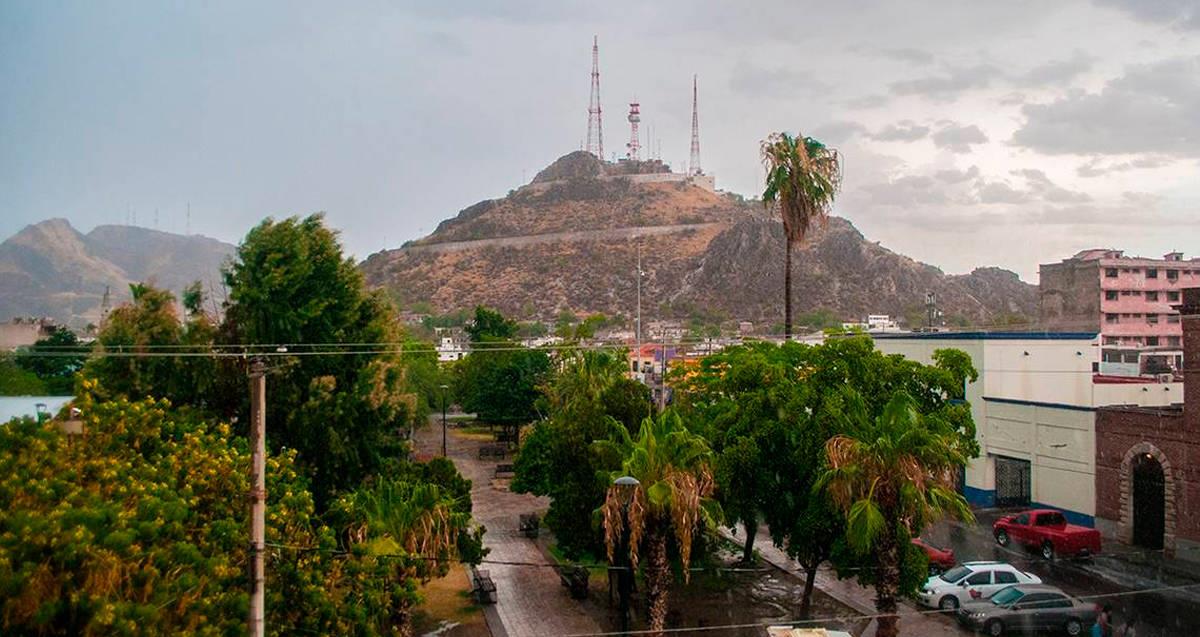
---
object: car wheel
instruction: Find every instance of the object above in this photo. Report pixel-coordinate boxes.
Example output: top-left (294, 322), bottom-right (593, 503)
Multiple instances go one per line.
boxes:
top-left (1065, 618), bottom-right (1083, 636)
top-left (996, 529), bottom-right (1009, 547)
top-left (1041, 541), bottom-right (1055, 560)
top-left (939, 595), bottom-right (959, 611)
top-left (985, 618), bottom-right (1004, 636)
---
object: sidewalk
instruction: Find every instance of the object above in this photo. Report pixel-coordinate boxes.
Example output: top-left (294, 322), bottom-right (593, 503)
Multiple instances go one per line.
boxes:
top-left (415, 421), bottom-right (603, 637)
top-left (720, 525), bottom-right (962, 637)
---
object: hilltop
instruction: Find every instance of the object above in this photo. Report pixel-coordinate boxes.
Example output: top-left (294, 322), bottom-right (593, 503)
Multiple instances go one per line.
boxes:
top-left (361, 152), bottom-right (1036, 326)
top-left (0, 220), bottom-right (234, 327)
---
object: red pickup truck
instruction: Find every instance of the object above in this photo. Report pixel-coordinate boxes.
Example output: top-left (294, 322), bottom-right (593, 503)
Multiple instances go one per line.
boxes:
top-left (993, 509), bottom-right (1101, 560)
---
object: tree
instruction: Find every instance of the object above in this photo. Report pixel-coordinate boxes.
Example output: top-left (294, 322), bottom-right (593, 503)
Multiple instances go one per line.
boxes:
top-left (819, 391), bottom-right (974, 637)
top-left (221, 214), bottom-right (418, 508)
top-left (453, 346), bottom-right (550, 425)
top-left (15, 327), bottom-right (85, 394)
top-left (465, 306), bottom-right (518, 343)
top-left (511, 350), bottom-right (652, 558)
top-left (0, 355), bottom-right (47, 396)
top-left (599, 410), bottom-right (720, 635)
top-left (761, 132), bottom-right (843, 339)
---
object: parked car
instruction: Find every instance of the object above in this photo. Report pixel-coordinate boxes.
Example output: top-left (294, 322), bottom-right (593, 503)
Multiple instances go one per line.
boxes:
top-left (918, 561), bottom-right (1041, 611)
top-left (956, 583), bottom-right (1098, 636)
top-left (912, 537), bottom-right (956, 574)
top-left (993, 509), bottom-right (1102, 560)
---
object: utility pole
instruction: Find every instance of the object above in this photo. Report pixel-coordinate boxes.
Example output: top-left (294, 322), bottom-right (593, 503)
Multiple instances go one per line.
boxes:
top-left (925, 292), bottom-right (937, 331)
top-left (635, 245), bottom-right (642, 378)
top-left (440, 384), bottom-right (449, 457)
top-left (248, 360), bottom-right (266, 637)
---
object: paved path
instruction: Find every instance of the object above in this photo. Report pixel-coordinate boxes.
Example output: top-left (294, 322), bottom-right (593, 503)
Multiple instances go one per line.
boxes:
top-left (395, 222), bottom-right (726, 254)
top-left (415, 421), bottom-right (603, 637)
top-left (722, 525), bottom-right (963, 637)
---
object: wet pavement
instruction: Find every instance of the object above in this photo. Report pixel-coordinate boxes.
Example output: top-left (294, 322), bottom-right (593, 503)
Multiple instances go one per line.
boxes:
top-left (920, 508), bottom-right (1199, 637)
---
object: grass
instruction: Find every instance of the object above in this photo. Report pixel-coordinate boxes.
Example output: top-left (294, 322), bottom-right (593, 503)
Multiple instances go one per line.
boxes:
top-left (411, 565), bottom-right (490, 637)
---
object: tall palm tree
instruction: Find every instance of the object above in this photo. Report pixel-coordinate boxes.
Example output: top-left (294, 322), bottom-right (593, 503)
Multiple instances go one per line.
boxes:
top-left (599, 410), bottom-right (721, 635)
top-left (761, 133), bottom-right (843, 339)
top-left (818, 391), bottom-right (973, 637)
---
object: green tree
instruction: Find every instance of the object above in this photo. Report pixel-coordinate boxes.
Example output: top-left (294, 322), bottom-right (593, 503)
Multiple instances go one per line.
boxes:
top-left (511, 350), bottom-right (652, 557)
top-left (0, 355), bottom-right (47, 396)
top-left (453, 347), bottom-right (550, 425)
top-left (221, 214), bottom-right (417, 508)
top-left (819, 391), bottom-right (974, 637)
top-left (15, 327), bottom-right (85, 394)
top-left (761, 133), bottom-right (843, 338)
top-left (465, 306), bottom-right (518, 343)
top-left (599, 410), bottom-right (720, 635)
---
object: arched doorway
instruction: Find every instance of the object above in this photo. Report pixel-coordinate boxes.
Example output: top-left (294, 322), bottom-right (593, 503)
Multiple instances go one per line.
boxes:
top-left (1132, 453), bottom-right (1165, 550)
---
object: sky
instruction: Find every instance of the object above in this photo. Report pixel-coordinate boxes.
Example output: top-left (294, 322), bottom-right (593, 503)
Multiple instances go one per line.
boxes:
top-left (2, 0), bottom-right (1197, 281)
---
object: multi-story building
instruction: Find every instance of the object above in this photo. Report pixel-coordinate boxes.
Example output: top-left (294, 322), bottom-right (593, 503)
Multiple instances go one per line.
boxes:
top-left (1040, 249), bottom-right (1200, 375)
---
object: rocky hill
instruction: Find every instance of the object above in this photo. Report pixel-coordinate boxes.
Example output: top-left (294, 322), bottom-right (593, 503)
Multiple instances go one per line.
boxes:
top-left (361, 152), bottom-right (1037, 328)
top-left (0, 219), bottom-right (234, 327)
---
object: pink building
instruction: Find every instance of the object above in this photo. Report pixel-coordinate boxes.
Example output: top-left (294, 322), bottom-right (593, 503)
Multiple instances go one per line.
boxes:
top-left (1040, 249), bottom-right (1200, 375)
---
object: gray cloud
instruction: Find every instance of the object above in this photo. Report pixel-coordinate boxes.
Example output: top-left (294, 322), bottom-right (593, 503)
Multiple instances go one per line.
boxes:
top-left (1012, 56), bottom-right (1200, 157)
top-left (858, 175), bottom-right (952, 207)
top-left (935, 165), bottom-right (981, 183)
top-left (932, 123), bottom-right (989, 152)
top-left (845, 94), bottom-right (890, 109)
top-left (848, 44), bottom-right (935, 65)
top-left (1018, 51), bottom-right (1095, 86)
top-left (889, 64), bottom-right (1003, 100)
top-left (1076, 155), bottom-right (1177, 177)
top-left (729, 59), bottom-right (833, 98)
top-left (867, 121), bottom-right (931, 142)
top-left (977, 181), bottom-right (1032, 204)
top-left (810, 121), bottom-right (868, 145)
top-left (1094, 0), bottom-right (1199, 30)
top-left (1013, 169), bottom-right (1092, 203)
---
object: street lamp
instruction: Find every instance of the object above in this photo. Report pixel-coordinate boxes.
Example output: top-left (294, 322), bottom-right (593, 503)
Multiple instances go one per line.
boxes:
top-left (440, 384), bottom-right (450, 457)
top-left (614, 475), bottom-right (640, 634)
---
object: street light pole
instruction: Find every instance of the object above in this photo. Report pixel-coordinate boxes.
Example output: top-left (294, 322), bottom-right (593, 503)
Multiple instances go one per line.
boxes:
top-left (614, 475), bottom-right (640, 635)
top-left (440, 384), bottom-right (449, 457)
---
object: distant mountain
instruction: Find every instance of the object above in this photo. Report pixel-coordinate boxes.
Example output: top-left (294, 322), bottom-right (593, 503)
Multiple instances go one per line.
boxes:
top-left (0, 219), bottom-right (234, 327)
top-left (361, 152), bottom-right (1037, 327)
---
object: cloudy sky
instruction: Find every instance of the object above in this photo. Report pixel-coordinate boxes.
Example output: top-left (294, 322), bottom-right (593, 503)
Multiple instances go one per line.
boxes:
top-left (2, 0), bottom-right (1197, 280)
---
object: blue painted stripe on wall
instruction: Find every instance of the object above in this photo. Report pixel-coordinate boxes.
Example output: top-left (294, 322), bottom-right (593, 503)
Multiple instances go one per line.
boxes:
top-left (1031, 502), bottom-right (1095, 528)
top-left (964, 485), bottom-right (995, 508)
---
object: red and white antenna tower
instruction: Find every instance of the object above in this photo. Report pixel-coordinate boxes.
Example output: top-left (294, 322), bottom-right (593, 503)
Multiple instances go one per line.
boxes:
top-left (689, 75), bottom-right (702, 176)
top-left (626, 102), bottom-right (641, 160)
top-left (586, 36), bottom-right (604, 160)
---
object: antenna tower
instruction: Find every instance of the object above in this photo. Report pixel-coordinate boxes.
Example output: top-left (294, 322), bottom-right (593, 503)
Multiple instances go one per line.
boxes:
top-left (626, 102), bottom-right (641, 160)
top-left (586, 36), bottom-right (604, 160)
top-left (689, 75), bottom-right (702, 176)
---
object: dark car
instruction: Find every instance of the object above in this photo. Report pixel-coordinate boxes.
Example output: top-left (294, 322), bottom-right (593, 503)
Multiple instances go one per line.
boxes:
top-left (956, 583), bottom-right (1097, 636)
top-left (912, 537), bottom-right (956, 574)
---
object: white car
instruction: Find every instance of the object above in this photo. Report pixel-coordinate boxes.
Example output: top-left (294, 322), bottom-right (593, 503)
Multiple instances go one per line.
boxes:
top-left (917, 561), bottom-right (1041, 611)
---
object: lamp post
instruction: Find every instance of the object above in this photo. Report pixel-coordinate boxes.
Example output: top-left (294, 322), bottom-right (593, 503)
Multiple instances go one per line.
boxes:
top-left (614, 475), bottom-right (640, 635)
top-left (440, 384), bottom-right (449, 457)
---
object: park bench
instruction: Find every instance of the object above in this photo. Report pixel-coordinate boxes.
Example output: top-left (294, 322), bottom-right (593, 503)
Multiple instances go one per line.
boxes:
top-left (519, 513), bottom-right (540, 539)
top-left (469, 566), bottom-right (497, 604)
top-left (478, 444), bottom-right (507, 461)
top-left (494, 463), bottom-right (515, 478)
top-left (558, 564), bottom-right (589, 600)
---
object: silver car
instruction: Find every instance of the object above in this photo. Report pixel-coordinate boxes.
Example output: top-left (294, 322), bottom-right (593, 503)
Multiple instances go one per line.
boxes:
top-left (955, 583), bottom-right (1098, 636)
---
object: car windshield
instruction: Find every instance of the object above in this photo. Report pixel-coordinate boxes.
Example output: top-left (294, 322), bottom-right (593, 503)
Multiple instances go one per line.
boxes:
top-left (940, 566), bottom-right (972, 583)
top-left (991, 587), bottom-right (1025, 607)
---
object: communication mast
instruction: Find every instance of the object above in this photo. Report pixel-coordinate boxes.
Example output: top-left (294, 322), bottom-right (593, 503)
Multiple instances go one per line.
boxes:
top-left (689, 75), bottom-right (702, 176)
top-left (626, 102), bottom-right (641, 160)
top-left (586, 36), bottom-right (604, 160)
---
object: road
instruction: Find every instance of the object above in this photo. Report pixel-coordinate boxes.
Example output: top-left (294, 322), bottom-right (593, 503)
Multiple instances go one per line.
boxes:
top-left (921, 509), bottom-right (1198, 636)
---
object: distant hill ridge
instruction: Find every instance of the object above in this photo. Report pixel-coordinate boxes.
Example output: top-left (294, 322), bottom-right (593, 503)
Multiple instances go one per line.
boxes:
top-left (361, 152), bottom-right (1037, 325)
top-left (0, 219), bottom-right (234, 327)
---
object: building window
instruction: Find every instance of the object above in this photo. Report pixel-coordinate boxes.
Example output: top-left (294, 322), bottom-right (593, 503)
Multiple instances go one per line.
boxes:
top-left (1121, 290), bottom-right (1133, 296)
top-left (1168, 291), bottom-right (1180, 302)
top-left (1106, 268), bottom-right (1119, 277)
top-left (1146, 291), bottom-right (1159, 301)
top-left (1167, 314), bottom-right (1180, 324)
top-left (1167, 269), bottom-right (1179, 280)
top-left (1106, 314), bottom-right (1119, 323)
top-left (1147, 268), bottom-right (1158, 278)
top-left (1148, 314), bottom-right (1159, 324)
top-left (1146, 336), bottom-right (1160, 346)
top-left (1105, 290), bottom-right (1119, 301)
top-left (1168, 336), bottom-right (1181, 348)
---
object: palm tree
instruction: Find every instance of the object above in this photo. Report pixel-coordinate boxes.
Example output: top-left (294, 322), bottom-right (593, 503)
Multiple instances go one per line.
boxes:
top-left (761, 133), bottom-right (843, 339)
top-left (599, 410), bottom-right (721, 635)
top-left (346, 480), bottom-right (472, 637)
top-left (819, 390), bottom-right (972, 637)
